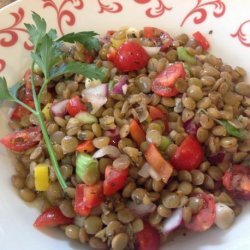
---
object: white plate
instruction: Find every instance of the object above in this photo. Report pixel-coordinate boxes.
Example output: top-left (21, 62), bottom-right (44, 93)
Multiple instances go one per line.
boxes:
top-left (0, 0), bottom-right (250, 249)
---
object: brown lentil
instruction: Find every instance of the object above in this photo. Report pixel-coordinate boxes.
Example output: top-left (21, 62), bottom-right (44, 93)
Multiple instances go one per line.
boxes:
top-left (162, 193), bottom-right (180, 209)
top-left (59, 200), bottom-right (75, 218)
top-left (207, 166), bottom-right (223, 181)
top-left (11, 174), bottom-right (25, 189)
top-left (191, 170), bottom-right (205, 186)
top-left (106, 220), bottom-right (124, 236)
top-left (111, 233), bottom-right (129, 250)
top-left (182, 206), bottom-right (192, 224)
top-left (84, 216), bottom-right (103, 235)
top-left (196, 127), bottom-right (209, 143)
top-left (19, 188), bottom-right (36, 202)
top-left (117, 208), bottom-right (134, 223)
top-left (65, 225), bottom-right (80, 240)
top-left (188, 196), bottom-right (204, 214)
top-left (178, 181), bottom-right (193, 195)
top-left (89, 237), bottom-right (107, 250)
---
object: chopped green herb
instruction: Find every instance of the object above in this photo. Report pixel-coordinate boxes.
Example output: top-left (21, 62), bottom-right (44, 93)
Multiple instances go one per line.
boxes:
top-left (216, 120), bottom-right (245, 139)
top-left (58, 31), bottom-right (100, 51)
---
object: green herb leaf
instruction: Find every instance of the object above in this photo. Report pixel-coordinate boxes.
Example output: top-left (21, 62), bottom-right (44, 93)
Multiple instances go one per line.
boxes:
top-left (217, 120), bottom-right (245, 139)
top-left (49, 62), bottom-right (107, 81)
top-left (25, 12), bottom-right (57, 48)
top-left (0, 77), bottom-right (15, 101)
top-left (9, 82), bottom-right (22, 98)
top-left (31, 34), bottom-right (63, 77)
top-left (58, 31), bottom-right (100, 51)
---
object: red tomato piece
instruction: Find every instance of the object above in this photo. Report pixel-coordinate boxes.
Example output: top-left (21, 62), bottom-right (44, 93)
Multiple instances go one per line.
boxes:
top-left (135, 222), bottom-right (160, 250)
top-left (34, 207), bottom-right (73, 228)
top-left (114, 41), bottom-right (149, 72)
top-left (76, 140), bottom-right (95, 153)
top-left (171, 135), bottom-right (204, 171)
top-left (83, 182), bottom-right (103, 208)
top-left (193, 31), bottom-right (210, 51)
top-left (103, 165), bottom-right (128, 196)
top-left (130, 119), bottom-right (146, 146)
top-left (74, 185), bottom-right (90, 216)
top-left (148, 105), bottom-right (169, 132)
top-left (66, 96), bottom-right (86, 117)
top-left (151, 62), bottom-right (186, 97)
top-left (145, 144), bottom-right (173, 182)
top-left (222, 165), bottom-right (250, 200)
top-left (10, 99), bottom-right (35, 121)
top-left (185, 193), bottom-right (215, 232)
top-left (0, 126), bottom-right (42, 152)
top-left (107, 46), bottom-right (117, 62)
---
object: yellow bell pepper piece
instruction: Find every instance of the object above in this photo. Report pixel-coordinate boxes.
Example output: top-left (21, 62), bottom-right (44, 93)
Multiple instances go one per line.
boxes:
top-left (111, 37), bottom-right (125, 49)
top-left (42, 103), bottom-right (52, 121)
top-left (34, 163), bottom-right (49, 191)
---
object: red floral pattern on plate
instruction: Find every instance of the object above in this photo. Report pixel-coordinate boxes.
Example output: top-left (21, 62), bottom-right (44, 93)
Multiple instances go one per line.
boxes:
top-left (181, 0), bottom-right (226, 27)
top-left (134, 0), bottom-right (172, 18)
top-left (98, 0), bottom-right (123, 13)
top-left (0, 7), bottom-right (32, 73)
top-left (231, 20), bottom-right (250, 47)
top-left (42, 0), bottom-right (84, 35)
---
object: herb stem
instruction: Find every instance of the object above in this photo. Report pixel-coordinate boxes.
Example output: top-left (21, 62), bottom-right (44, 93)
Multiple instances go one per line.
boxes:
top-left (37, 78), bottom-right (50, 102)
top-left (31, 63), bottom-right (67, 190)
top-left (14, 98), bottom-right (37, 115)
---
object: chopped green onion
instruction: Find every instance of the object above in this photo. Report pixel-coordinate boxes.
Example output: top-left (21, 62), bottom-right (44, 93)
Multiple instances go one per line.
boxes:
top-left (216, 120), bottom-right (245, 139)
top-left (75, 111), bottom-right (97, 124)
top-left (76, 153), bottom-right (100, 185)
top-left (108, 80), bottom-right (115, 92)
top-left (177, 47), bottom-right (196, 65)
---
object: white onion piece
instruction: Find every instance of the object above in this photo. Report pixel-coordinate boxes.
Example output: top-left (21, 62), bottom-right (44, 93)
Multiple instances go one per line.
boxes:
top-left (127, 202), bottom-right (156, 217)
top-left (122, 84), bottom-right (128, 95)
top-left (51, 99), bottom-right (69, 117)
top-left (138, 163), bottom-right (150, 178)
top-left (143, 46), bottom-right (161, 56)
top-left (162, 208), bottom-right (183, 233)
top-left (82, 84), bottom-right (108, 114)
top-left (92, 145), bottom-right (121, 159)
top-left (82, 83), bottom-right (108, 97)
top-left (215, 203), bottom-right (235, 230)
top-left (138, 163), bottom-right (161, 181)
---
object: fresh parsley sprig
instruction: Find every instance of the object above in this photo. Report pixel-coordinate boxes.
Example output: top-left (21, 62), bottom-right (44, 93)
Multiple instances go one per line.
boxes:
top-left (0, 12), bottom-right (106, 190)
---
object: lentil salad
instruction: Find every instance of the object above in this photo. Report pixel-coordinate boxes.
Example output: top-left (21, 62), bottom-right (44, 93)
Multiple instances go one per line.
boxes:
top-left (1, 14), bottom-right (250, 250)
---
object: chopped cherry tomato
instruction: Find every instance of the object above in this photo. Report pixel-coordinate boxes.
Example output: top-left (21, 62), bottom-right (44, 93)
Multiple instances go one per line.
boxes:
top-left (129, 119), bottom-right (146, 146)
top-left (151, 62), bottom-right (186, 97)
top-left (74, 183), bottom-right (103, 216)
top-left (193, 31), bottom-right (210, 51)
top-left (222, 165), bottom-right (250, 200)
top-left (23, 69), bottom-right (32, 90)
top-left (0, 126), bottom-right (42, 152)
top-left (66, 96), bottom-right (86, 117)
top-left (103, 165), bottom-right (128, 196)
top-left (185, 193), bottom-right (215, 232)
top-left (148, 105), bottom-right (166, 120)
top-left (83, 182), bottom-right (103, 208)
top-left (171, 135), bottom-right (204, 171)
top-left (135, 222), bottom-right (160, 250)
top-left (10, 99), bottom-right (35, 121)
top-left (34, 207), bottom-right (73, 228)
top-left (107, 46), bottom-right (117, 62)
top-left (76, 140), bottom-right (95, 153)
top-left (145, 144), bottom-right (173, 182)
top-left (143, 27), bottom-right (172, 51)
top-left (114, 41), bottom-right (149, 72)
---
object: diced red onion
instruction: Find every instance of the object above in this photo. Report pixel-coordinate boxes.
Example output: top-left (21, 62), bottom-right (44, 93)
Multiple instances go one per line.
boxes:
top-left (104, 127), bottom-right (120, 137)
top-left (161, 208), bottom-right (183, 233)
top-left (92, 145), bottom-right (121, 159)
top-left (138, 163), bottom-right (161, 181)
top-left (109, 135), bottom-right (121, 147)
top-left (207, 152), bottom-right (225, 165)
top-left (99, 35), bottom-right (111, 45)
top-left (183, 118), bottom-right (199, 136)
top-left (111, 75), bottom-right (128, 95)
top-left (142, 46), bottom-right (161, 56)
top-left (127, 202), bottom-right (156, 217)
top-left (51, 99), bottom-right (69, 117)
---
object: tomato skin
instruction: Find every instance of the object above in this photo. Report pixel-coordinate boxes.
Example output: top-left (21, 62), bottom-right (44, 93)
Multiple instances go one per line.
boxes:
top-left (83, 182), bottom-right (103, 208)
top-left (76, 140), bottom-right (95, 153)
top-left (74, 184), bottom-right (91, 216)
top-left (34, 207), bottom-right (73, 228)
top-left (148, 105), bottom-right (169, 132)
top-left (130, 119), bottom-right (146, 146)
top-left (222, 165), bottom-right (250, 200)
top-left (103, 165), bottom-right (128, 196)
top-left (145, 144), bottom-right (173, 182)
top-left (185, 193), bottom-right (215, 232)
top-left (151, 62), bottom-right (186, 97)
top-left (193, 31), bottom-right (210, 51)
top-left (0, 126), bottom-right (42, 152)
top-left (171, 135), bottom-right (204, 171)
top-left (135, 222), bottom-right (160, 250)
top-left (114, 41), bottom-right (149, 72)
top-left (10, 99), bottom-right (34, 121)
top-left (66, 96), bottom-right (86, 117)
